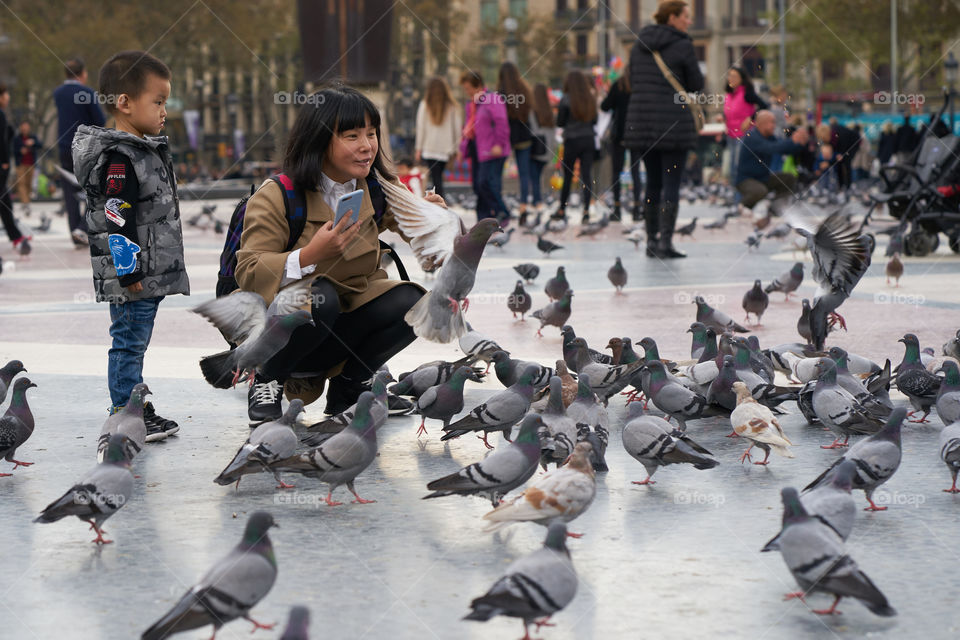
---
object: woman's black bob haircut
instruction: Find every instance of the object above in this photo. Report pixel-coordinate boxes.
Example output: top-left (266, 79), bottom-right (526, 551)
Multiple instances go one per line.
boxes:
top-left (282, 84), bottom-right (395, 192)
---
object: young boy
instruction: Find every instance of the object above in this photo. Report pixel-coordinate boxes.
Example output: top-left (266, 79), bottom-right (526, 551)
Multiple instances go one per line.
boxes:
top-left (72, 51), bottom-right (189, 437)
top-left (395, 157), bottom-right (424, 197)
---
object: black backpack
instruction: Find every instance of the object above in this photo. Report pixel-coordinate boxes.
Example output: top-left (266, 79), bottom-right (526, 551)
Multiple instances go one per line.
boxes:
top-left (215, 173), bottom-right (406, 298)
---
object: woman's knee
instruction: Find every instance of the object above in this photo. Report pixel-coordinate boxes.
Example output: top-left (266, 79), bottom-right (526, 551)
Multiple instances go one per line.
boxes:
top-left (309, 278), bottom-right (341, 325)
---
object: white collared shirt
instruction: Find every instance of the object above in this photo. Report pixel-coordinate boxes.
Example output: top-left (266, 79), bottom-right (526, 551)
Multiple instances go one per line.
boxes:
top-left (281, 172), bottom-right (358, 286)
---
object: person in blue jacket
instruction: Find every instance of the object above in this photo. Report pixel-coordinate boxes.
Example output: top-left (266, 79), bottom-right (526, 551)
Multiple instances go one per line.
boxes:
top-left (736, 110), bottom-right (808, 226)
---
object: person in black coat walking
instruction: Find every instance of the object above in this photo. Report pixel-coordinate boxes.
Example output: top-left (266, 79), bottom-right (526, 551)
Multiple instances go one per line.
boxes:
top-left (554, 70), bottom-right (598, 225)
top-left (623, 0), bottom-right (704, 258)
top-left (600, 68), bottom-right (642, 222)
top-left (0, 85), bottom-right (27, 252)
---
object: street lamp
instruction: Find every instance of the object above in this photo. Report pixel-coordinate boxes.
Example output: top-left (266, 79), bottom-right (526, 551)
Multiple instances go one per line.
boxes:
top-left (945, 52), bottom-right (958, 131)
top-left (504, 17), bottom-right (518, 65)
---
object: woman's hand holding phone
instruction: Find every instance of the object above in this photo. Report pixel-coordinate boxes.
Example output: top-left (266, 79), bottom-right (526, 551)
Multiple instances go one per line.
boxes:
top-left (300, 213), bottom-right (362, 265)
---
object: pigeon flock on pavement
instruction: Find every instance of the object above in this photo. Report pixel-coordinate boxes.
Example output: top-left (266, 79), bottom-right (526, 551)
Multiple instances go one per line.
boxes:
top-left (4, 192), bottom-right (960, 640)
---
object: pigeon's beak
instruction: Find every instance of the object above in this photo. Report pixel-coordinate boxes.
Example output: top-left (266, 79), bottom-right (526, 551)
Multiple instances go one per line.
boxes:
top-left (27, 382), bottom-right (37, 389)
top-left (897, 338), bottom-right (906, 344)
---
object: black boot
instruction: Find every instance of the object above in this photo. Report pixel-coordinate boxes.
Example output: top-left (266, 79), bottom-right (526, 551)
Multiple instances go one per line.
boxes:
top-left (644, 202), bottom-right (660, 257)
top-left (657, 202), bottom-right (687, 259)
top-left (611, 202), bottom-right (622, 222)
top-left (632, 201), bottom-right (642, 222)
top-left (518, 210), bottom-right (528, 227)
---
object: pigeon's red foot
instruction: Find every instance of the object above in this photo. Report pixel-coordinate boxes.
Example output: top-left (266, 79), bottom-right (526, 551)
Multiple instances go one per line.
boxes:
top-left (565, 532), bottom-right (584, 538)
top-left (478, 433), bottom-right (495, 450)
top-left (783, 591), bottom-right (806, 602)
top-left (275, 481), bottom-right (295, 489)
top-left (244, 616), bottom-right (276, 633)
top-left (461, 298), bottom-right (470, 311)
top-left (533, 617), bottom-right (556, 631)
top-left (725, 430), bottom-right (740, 438)
top-left (811, 596), bottom-right (843, 616)
top-left (10, 460), bottom-right (33, 469)
top-left (324, 491), bottom-right (343, 507)
top-left (820, 439), bottom-right (848, 450)
top-left (739, 447), bottom-right (753, 464)
top-left (91, 526), bottom-right (113, 545)
top-left (864, 498), bottom-right (887, 512)
top-left (535, 329), bottom-right (543, 338)
top-left (417, 420), bottom-right (428, 438)
top-left (0, 473), bottom-right (12, 478)
top-left (943, 485), bottom-right (960, 494)
top-left (351, 496), bottom-right (376, 504)
top-left (632, 477), bottom-right (656, 485)
top-left (827, 311), bottom-right (848, 331)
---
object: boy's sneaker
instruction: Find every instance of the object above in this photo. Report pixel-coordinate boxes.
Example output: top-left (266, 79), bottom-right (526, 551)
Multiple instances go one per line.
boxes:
top-left (71, 228), bottom-right (89, 247)
top-left (143, 402), bottom-right (177, 440)
top-left (248, 376), bottom-right (283, 427)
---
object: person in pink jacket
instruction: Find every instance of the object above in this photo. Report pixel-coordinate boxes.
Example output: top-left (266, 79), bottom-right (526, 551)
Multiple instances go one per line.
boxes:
top-left (459, 70), bottom-right (511, 225)
top-left (723, 66), bottom-right (768, 184)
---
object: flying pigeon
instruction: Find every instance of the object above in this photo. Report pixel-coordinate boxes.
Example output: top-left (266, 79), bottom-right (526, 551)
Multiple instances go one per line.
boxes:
top-left (694, 295), bottom-right (748, 333)
top-left (764, 262), bottom-right (804, 300)
top-left (458, 324), bottom-right (504, 373)
top-left (427, 414), bottom-right (544, 505)
top-left (214, 400), bottom-right (304, 489)
top-left (441, 365), bottom-right (539, 447)
top-left (482, 441), bottom-right (596, 533)
top-left (413, 365), bottom-right (481, 437)
top-left (97, 383), bottom-right (152, 462)
top-left (621, 402), bottom-right (717, 484)
top-left (771, 488), bottom-right (896, 617)
top-left (0, 360), bottom-right (26, 405)
top-left (141, 511), bottom-right (279, 639)
top-left (404, 218), bottom-right (501, 342)
top-left (532, 290), bottom-right (573, 338)
top-left (0, 377), bottom-right (37, 476)
top-left (544, 266), bottom-right (570, 301)
top-left (507, 280), bottom-right (532, 320)
top-left (731, 381), bottom-right (793, 465)
top-left (464, 523), bottom-right (578, 638)
top-left (804, 408), bottom-right (906, 511)
top-left (35, 433), bottom-right (135, 545)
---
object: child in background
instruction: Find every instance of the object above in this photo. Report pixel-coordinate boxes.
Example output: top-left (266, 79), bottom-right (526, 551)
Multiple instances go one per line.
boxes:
top-left (396, 157), bottom-right (424, 197)
top-left (72, 50), bottom-right (189, 437)
top-left (816, 143), bottom-right (838, 192)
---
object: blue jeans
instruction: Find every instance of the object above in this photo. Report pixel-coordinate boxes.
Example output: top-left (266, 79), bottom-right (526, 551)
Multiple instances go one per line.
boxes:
top-left (478, 157), bottom-right (509, 221)
top-left (530, 159), bottom-right (547, 205)
top-left (108, 296), bottom-right (163, 409)
top-left (514, 146), bottom-right (533, 204)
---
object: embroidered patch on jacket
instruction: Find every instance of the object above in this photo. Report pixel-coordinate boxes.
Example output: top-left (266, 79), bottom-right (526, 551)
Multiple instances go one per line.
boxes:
top-left (106, 163), bottom-right (126, 195)
top-left (104, 198), bottom-right (132, 227)
top-left (108, 234), bottom-right (141, 276)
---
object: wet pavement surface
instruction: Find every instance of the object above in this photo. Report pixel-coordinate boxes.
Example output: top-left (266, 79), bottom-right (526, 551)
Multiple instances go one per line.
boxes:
top-left (1, 198), bottom-right (959, 639)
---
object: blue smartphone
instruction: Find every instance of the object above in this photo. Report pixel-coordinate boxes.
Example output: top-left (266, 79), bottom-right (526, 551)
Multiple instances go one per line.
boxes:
top-left (334, 189), bottom-right (364, 226)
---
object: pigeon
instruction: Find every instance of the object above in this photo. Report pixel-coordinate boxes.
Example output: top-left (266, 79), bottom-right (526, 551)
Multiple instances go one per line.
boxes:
top-left (676, 216), bottom-right (697, 237)
top-left (482, 441), bottom-right (596, 533)
top-left (744, 229), bottom-right (763, 250)
top-left (507, 280), bottom-right (532, 320)
top-left (413, 365), bottom-right (481, 437)
top-left (571, 338), bottom-right (643, 402)
top-left (374, 167), bottom-right (464, 269)
top-left (273, 392), bottom-right (380, 505)
top-left (804, 408), bottom-right (906, 511)
top-left (34, 433), bottom-right (135, 544)
top-left (489, 227), bottom-right (515, 249)
top-left (214, 400), bottom-right (304, 489)
top-left (390, 356), bottom-right (484, 398)
top-left (279, 606), bottom-right (310, 640)
top-left (513, 263), bottom-right (540, 283)
top-left (427, 414), bottom-right (544, 505)
top-left (544, 266), bottom-right (570, 301)
top-left (742, 280), bottom-right (769, 326)
top-left (565, 376), bottom-right (609, 434)
top-left (694, 295), bottom-right (748, 333)
top-left (141, 511), bottom-right (279, 640)
top-left (703, 215), bottom-right (727, 230)
top-left (464, 523), bottom-right (577, 637)
top-left (532, 290), bottom-right (573, 338)
top-left (935, 360), bottom-right (960, 426)
top-left (827, 347), bottom-right (892, 415)
top-left (537, 235), bottom-right (563, 256)
top-left (532, 360), bottom-right (578, 412)
top-left (607, 257), bottom-right (627, 293)
top-left (728, 339), bottom-right (797, 408)
top-left (706, 356), bottom-right (740, 412)
top-left (895, 334), bottom-right (941, 423)
top-left (791, 211), bottom-right (874, 351)
top-left (490, 351), bottom-right (553, 389)
top-left (0, 377), bottom-right (37, 476)
top-left (302, 369), bottom-right (393, 439)
top-left (560, 325), bottom-right (612, 371)
top-left (731, 381), bottom-right (793, 465)
top-left (625, 227), bottom-right (644, 249)
top-left (765, 262), bottom-right (804, 300)
top-left (811, 360), bottom-right (885, 449)
top-left (885, 253), bottom-right (903, 287)
top-left (643, 361), bottom-right (714, 431)
top-left (771, 488), bottom-right (896, 617)
top-left (459, 323), bottom-right (505, 373)
top-left (765, 222), bottom-right (792, 239)
top-left (687, 323), bottom-right (710, 360)
top-left (193, 289), bottom-right (315, 388)
top-left (943, 329), bottom-right (960, 361)
top-left (575, 421), bottom-right (609, 472)
top-left (404, 218), bottom-right (501, 342)
top-left (538, 377), bottom-right (579, 468)
top-left (797, 299), bottom-right (813, 343)
top-left (745, 336), bottom-right (777, 383)
top-left (762, 460), bottom-right (858, 551)
top-left (621, 402), bottom-right (717, 484)
top-left (97, 383), bottom-right (152, 462)
top-left (441, 365), bottom-right (539, 447)
top-left (939, 420), bottom-right (960, 493)
top-left (0, 359), bottom-right (26, 405)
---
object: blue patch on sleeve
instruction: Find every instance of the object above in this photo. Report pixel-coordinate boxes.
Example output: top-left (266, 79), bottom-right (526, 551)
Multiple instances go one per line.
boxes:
top-left (108, 234), bottom-right (141, 276)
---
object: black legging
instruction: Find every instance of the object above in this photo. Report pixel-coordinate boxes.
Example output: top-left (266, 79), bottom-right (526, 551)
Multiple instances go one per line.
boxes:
top-left (642, 149), bottom-right (686, 206)
top-left (558, 136), bottom-right (595, 210)
top-left (610, 140), bottom-right (642, 205)
top-left (425, 158), bottom-right (446, 198)
top-left (262, 278), bottom-right (422, 383)
top-left (0, 166), bottom-right (21, 243)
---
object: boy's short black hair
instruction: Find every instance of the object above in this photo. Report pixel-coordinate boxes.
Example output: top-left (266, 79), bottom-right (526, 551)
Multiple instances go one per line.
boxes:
top-left (99, 51), bottom-right (171, 115)
top-left (65, 58), bottom-right (85, 78)
top-left (396, 156), bottom-right (414, 167)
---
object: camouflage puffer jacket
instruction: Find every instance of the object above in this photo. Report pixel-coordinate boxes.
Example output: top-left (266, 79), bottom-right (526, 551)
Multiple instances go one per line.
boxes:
top-left (73, 125), bottom-right (190, 303)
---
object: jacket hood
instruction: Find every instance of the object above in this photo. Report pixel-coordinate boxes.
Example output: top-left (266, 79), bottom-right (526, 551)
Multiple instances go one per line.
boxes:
top-left (72, 125), bottom-right (168, 191)
top-left (636, 23), bottom-right (690, 52)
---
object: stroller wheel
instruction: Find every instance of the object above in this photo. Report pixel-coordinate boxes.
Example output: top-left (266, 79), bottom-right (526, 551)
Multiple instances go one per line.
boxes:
top-left (905, 228), bottom-right (940, 257)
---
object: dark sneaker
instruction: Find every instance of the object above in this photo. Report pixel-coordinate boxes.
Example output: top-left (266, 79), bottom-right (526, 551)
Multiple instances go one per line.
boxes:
top-left (387, 393), bottom-right (415, 416)
top-left (143, 402), bottom-right (177, 439)
top-left (248, 376), bottom-right (283, 427)
top-left (324, 375), bottom-right (367, 416)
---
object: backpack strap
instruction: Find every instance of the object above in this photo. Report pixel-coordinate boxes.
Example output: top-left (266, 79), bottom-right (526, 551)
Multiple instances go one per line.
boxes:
top-left (271, 173), bottom-right (308, 251)
top-left (365, 175), bottom-right (386, 224)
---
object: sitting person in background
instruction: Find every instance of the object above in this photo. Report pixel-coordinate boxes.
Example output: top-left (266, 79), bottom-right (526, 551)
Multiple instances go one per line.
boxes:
top-left (396, 157), bottom-right (424, 197)
top-left (735, 110), bottom-right (808, 227)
